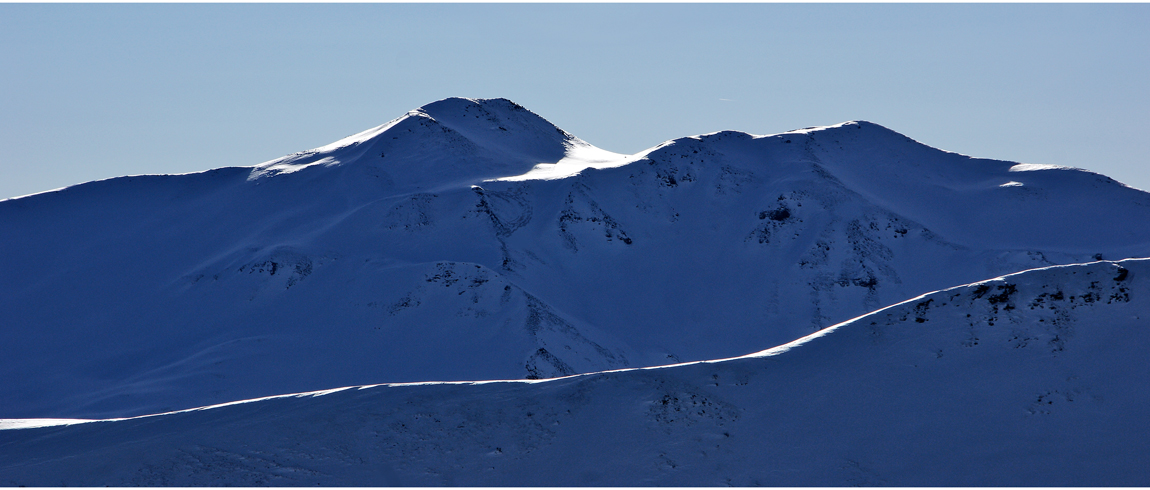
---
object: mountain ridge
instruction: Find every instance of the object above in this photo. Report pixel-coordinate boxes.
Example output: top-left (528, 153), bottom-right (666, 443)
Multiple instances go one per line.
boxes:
top-left (3, 97), bottom-right (1150, 419)
top-left (3, 257), bottom-right (1147, 485)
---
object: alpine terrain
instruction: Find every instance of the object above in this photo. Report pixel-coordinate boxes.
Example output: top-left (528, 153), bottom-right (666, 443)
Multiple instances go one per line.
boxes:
top-left (2, 98), bottom-right (1149, 485)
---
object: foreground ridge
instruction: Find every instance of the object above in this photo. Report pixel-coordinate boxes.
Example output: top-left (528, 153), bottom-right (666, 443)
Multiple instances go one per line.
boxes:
top-left (2, 258), bottom-right (1147, 485)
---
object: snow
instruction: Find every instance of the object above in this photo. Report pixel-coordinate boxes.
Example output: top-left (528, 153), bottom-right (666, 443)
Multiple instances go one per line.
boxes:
top-left (768, 120), bottom-right (1150, 250)
top-left (0, 419), bottom-right (92, 430)
top-left (1010, 162), bottom-right (1077, 172)
top-left (3, 258), bottom-right (1148, 485)
top-left (778, 121), bottom-right (861, 135)
top-left (3, 97), bottom-right (1150, 482)
top-left (250, 113), bottom-right (412, 180)
top-left (494, 142), bottom-right (633, 182)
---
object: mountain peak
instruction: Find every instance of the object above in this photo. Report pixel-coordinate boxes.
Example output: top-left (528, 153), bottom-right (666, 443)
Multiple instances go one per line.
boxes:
top-left (249, 97), bottom-right (589, 189)
top-left (776, 120), bottom-right (908, 142)
top-left (409, 97), bottom-right (579, 157)
top-left (416, 97), bottom-right (532, 123)
top-left (240, 98), bottom-right (1150, 251)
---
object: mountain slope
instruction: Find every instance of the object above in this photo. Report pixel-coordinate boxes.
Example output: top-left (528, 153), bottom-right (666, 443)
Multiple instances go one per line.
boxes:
top-left (2, 258), bottom-right (1146, 486)
top-left (795, 121), bottom-right (1150, 251)
top-left (3, 98), bottom-right (1150, 419)
top-left (248, 97), bottom-right (586, 190)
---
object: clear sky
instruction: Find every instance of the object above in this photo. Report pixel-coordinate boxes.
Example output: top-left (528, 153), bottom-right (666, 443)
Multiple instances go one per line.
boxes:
top-left (2, 3), bottom-right (1148, 200)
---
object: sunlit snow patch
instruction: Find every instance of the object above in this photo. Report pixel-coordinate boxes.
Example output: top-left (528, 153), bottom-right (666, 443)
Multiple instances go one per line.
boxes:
top-left (493, 143), bottom-right (635, 182)
top-left (780, 120), bottom-right (861, 135)
top-left (248, 113), bottom-right (412, 180)
top-left (1009, 163), bottom-right (1075, 172)
top-left (251, 156), bottom-right (339, 178)
top-left (0, 418), bottom-right (93, 430)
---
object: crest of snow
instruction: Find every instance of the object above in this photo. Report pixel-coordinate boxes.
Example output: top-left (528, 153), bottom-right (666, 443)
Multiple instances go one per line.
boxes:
top-left (247, 114), bottom-right (412, 180)
top-left (0, 418), bottom-right (93, 430)
top-left (1009, 163), bottom-right (1075, 172)
top-left (492, 142), bottom-right (636, 182)
top-left (779, 120), bottom-right (862, 135)
top-left (311, 113), bottom-right (413, 154)
top-left (1000, 181), bottom-right (1024, 187)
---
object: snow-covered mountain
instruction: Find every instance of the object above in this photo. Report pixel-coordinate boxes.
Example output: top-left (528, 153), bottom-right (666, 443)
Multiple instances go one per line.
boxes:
top-left (2, 258), bottom-right (1146, 486)
top-left (3, 97), bottom-right (1150, 421)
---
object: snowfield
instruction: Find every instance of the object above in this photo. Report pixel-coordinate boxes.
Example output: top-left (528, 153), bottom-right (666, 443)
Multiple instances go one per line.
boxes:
top-left (2, 97), bottom-right (1150, 485)
top-left (2, 259), bottom-right (1148, 485)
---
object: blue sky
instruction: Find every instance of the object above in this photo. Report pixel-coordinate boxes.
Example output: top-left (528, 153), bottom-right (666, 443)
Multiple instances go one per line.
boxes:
top-left (2, 3), bottom-right (1148, 199)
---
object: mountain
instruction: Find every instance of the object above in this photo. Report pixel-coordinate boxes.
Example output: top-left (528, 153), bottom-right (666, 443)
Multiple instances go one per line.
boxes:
top-left (2, 258), bottom-right (1146, 486)
top-left (3, 97), bottom-right (1150, 420)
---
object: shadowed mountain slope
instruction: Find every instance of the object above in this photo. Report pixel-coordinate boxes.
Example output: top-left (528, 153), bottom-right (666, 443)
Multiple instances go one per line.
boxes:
top-left (2, 259), bottom-right (1147, 486)
top-left (3, 98), bottom-right (1150, 419)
